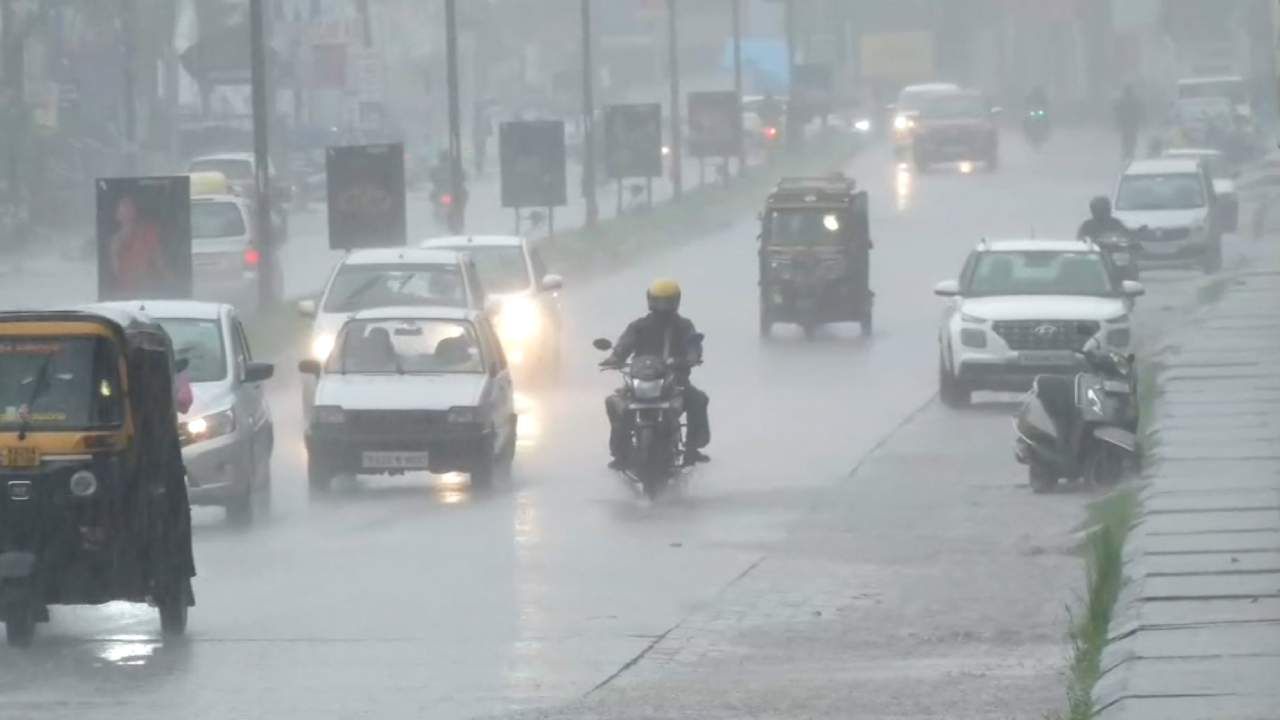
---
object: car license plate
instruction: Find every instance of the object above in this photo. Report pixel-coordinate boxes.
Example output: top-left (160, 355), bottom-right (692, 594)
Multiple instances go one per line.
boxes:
top-left (1, 447), bottom-right (40, 468)
top-left (361, 451), bottom-right (430, 470)
top-left (1018, 351), bottom-right (1076, 366)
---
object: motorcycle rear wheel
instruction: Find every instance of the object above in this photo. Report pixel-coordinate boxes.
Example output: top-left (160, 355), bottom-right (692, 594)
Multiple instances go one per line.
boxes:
top-left (1084, 444), bottom-right (1126, 487)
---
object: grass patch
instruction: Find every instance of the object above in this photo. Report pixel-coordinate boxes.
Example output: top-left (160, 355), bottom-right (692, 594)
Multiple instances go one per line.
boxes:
top-left (1056, 486), bottom-right (1140, 720)
top-left (544, 132), bottom-right (861, 277)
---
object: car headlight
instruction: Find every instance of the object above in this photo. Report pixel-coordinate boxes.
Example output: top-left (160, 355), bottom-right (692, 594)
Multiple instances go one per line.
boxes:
top-left (312, 405), bottom-right (345, 425)
top-left (311, 333), bottom-right (335, 361)
top-left (496, 297), bottom-right (542, 344)
top-left (447, 406), bottom-right (481, 424)
top-left (960, 328), bottom-right (988, 348)
top-left (184, 408), bottom-right (236, 444)
top-left (893, 115), bottom-right (914, 131)
top-left (854, 118), bottom-right (872, 133)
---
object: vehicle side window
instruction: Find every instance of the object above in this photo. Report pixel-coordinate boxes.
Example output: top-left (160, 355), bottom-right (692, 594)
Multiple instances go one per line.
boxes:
top-left (478, 318), bottom-right (507, 372)
top-left (230, 319), bottom-right (248, 379)
top-left (465, 261), bottom-right (488, 307)
top-left (957, 253), bottom-right (978, 292)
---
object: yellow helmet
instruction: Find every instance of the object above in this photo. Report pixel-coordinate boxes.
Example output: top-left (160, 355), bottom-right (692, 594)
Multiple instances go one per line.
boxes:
top-left (647, 278), bottom-right (681, 313)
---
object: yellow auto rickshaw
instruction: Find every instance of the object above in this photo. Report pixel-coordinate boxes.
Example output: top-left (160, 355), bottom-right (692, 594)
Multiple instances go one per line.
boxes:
top-left (0, 307), bottom-right (195, 647)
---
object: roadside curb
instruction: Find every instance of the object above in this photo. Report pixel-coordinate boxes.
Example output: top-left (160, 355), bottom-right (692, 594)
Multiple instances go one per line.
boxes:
top-left (1090, 258), bottom-right (1280, 720)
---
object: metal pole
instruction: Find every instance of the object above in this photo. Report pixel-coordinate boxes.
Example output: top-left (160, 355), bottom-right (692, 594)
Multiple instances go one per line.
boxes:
top-left (581, 0), bottom-right (599, 225)
top-left (731, 0), bottom-right (745, 175)
top-left (249, 0), bottom-right (275, 304)
top-left (121, 0), bottom-right (138, 174)
top-left (784, 0), bottom-right (801, 152)
top-left (667, 0), bottom-right (683, 200)
top-left (444, 0), bottom-right (465, 233)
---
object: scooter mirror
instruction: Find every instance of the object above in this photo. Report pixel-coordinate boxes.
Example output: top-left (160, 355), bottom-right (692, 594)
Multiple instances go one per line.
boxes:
top-left (592, 338), bottom-right (613, 351)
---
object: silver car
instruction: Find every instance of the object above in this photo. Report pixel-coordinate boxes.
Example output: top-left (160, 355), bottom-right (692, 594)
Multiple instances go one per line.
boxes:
top-left (102, 301), bottom-right (275, 524)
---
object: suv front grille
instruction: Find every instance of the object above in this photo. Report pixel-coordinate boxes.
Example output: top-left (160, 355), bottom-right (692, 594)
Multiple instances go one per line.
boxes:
top-left (993, 320), bottom-right (1099, 351)
top-left (346, 410), bottom-right (447, 436)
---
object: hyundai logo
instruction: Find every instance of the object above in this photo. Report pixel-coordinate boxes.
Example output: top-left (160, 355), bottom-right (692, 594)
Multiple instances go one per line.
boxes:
top-left (1033, 324), bottom-right (1059, 338)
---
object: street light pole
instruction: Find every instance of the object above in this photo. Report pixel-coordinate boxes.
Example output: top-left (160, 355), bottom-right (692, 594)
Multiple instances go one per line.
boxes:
top-left (249, 0), bottom-right (276, 304)
top-left (444, 0), bottom-right (465, 233)
top-left (667, 0), bottom-right (682, 201)
top-left (581, 0), bottom-right (599, 226)
top-left (731, 0), bottom-right (744, 175)
top-left (121, 0), bottom-right (138, 174)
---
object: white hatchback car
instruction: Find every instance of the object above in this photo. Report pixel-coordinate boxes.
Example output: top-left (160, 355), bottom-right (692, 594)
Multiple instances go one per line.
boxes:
top-left (297, 248), bottom-right (488, 417)
top-left (96, 300), bottom-right (275, 524)
top-left (299, 306), bottom-right (516, 493)
top-left (1112, 157), bottom-right (1221, 273)
top-left (934, 240), bottom-right (1144, 406)
top-left (420, 235), bottom-right (563, 376)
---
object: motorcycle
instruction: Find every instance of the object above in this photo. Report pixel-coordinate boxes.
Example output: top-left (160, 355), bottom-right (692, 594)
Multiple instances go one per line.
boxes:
top-left (1014, 333), bottom-right (1140, 494)
top-left (1023, 108), bottom-right (1051, 149)
top-left (1092, 230), bottom-right (1141, 282)
top-left (594, 335), bottom-right (702, 500)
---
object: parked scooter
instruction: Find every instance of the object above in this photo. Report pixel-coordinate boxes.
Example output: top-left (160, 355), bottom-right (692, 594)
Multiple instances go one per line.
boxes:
top-left (1014, 332), bottom-right (1139, 493)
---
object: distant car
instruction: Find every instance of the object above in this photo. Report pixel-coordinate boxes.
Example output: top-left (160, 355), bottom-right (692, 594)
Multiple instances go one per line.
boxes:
top-left (190, 194), bottom-right (281, 309)
top-left (933, 239), bottom-right (1144, 407)
top-left (1162, 147), bottom-right (1238, 233)
top-left (1112, 157), bottom-right (1221, 273)
top-left (297, 248), bottom-right (488, 417)
top-left (907, 89), bottom-right (1000, 172)
top-left (97, 300), bottom-right (275, 524)
top-left (420, 235), bottom-right (563, 377)
top-left (187, 152), bottom-right (290, 240)
top-left (889, 82), bottom-right (962, 156)
top-left (300, 306), bottom-right (517, 492)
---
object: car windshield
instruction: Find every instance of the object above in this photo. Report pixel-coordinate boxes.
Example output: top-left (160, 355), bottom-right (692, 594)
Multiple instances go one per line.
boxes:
top-left (189, 158), bottom-right (253, 181)
top-left (328, 318), bottom-right (485, 374)
top-left (965, 251), bottom-right (1115, 297)
top-left (918, 93), bottom-right (986, 119)
top-left (155, 319), bottom-right (227, 383)
top-left (323, 264), bottom-right (467, 312)
top-left (191, 201), bottom-right (247, 240)
top-left (769, 210), bottom-right (845, 246)
top-left (1116, 173), bottom-right (1205, 211)
top-left (440, 245), bottom-right (530, 293)
top-left (0, 336), bottom-right (123, 430)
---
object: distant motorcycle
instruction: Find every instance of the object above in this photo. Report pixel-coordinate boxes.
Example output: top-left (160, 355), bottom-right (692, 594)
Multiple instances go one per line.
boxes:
top-left (594, 336), bottom-right (702, 500)
top-left (1092, 230), bottom-right (1141, 282)
top-left (1015, 333), bottom-right (1139, 493)
top-left (1023, 108), bottom-right (1051, 149)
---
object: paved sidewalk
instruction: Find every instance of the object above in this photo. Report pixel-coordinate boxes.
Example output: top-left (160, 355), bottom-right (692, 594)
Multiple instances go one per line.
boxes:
top-left (1094, 247), bottom-right (1280, 719)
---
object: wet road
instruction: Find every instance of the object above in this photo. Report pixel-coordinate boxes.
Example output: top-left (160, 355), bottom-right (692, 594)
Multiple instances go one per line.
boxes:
top-left (0, 129), bottom-right (1222, 719)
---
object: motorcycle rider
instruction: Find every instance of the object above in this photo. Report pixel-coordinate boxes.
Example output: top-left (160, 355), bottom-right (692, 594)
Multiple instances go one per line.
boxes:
top-left (600, 280), bottom-right (710, 470)
top-left (1077, 196), bottom-right (1131, 242)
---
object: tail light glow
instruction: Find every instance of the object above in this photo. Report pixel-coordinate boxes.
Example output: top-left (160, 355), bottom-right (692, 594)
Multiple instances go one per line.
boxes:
top-left (243, 248), bottom-right (261, 267)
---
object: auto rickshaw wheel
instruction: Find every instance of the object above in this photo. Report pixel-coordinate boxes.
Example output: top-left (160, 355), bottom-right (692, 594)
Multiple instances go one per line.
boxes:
top-left (3, 587), bottom-right (36, 648)
top-left (157, 579), bottom-right (190, 637)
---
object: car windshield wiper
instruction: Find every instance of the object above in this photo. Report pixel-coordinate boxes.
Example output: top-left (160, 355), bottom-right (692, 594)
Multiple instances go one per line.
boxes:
top-left (17, 355), bottom-right (54, 441)
top-left (337, 275), bottom-right (387, 311)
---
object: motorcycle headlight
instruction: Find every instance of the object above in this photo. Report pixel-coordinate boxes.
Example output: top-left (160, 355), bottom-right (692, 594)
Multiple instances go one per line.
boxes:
top-left (311, 333), bottom-right (336, 361)
top-left (447, 406), bottom-right (481, 424)
top-left (312, 405), bottom-right (345, 425)
top-left (184, 408), bottom-right (236, 445)
top-left (496, 297), bottom-right (542, 345)
top-left (633, 378), bottom-right (664, 400)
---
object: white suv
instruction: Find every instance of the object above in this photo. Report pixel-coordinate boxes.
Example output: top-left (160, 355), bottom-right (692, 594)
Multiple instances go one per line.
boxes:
top-left (1112, 157), bottom-right (1221, 273)
top-left (934, 239), bottom-right (1145, 407)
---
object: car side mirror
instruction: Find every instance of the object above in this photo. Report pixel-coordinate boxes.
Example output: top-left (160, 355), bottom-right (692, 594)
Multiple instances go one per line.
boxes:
top-left (244, 361), bottom-right (275, 383)
top-left (1121, 280), bottom-right (1145, 298)
top-left (540, 274), bottom-right (563, 292)
top-left (933, 280), bottom-right (960, 297)
top-left (592, 338), bottom-right (613, 351)
top-left (298, 359), bottom-right (322, 376)
top-left (297, 299), bottom-right (317, 317)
